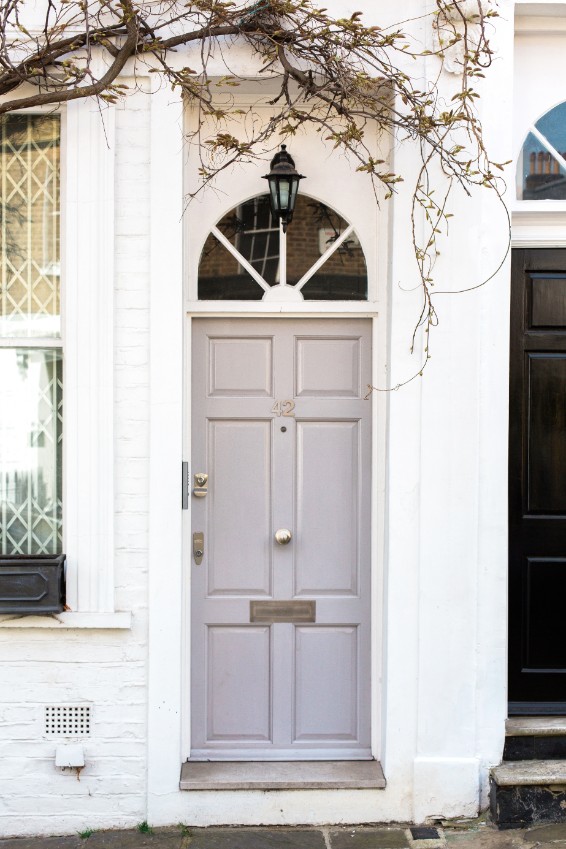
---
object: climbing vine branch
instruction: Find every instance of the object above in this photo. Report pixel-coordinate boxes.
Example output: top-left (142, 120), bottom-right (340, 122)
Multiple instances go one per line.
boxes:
top-left (0, 0), bottom-right (508, 383)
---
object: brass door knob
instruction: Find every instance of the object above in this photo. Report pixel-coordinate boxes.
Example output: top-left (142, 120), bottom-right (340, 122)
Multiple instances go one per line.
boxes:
top-left (274, 528), bottom-right (292, 545)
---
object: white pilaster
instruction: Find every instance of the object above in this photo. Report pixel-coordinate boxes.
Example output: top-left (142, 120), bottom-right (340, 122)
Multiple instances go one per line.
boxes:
top-left (64, 98), bottom-right (115, 612)
top-left (146, 84), bottom-right (185, 817)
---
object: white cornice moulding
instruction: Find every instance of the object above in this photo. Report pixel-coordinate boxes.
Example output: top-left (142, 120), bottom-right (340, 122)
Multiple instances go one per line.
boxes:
top-left (515, 15), bottom-right (566, 32)
top-left (0, 612), bottom-right (132, 629)
top-left (512, 207), bottom-right (566, 246)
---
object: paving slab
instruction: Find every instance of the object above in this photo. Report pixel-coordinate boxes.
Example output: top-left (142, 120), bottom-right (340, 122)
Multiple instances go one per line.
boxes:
top-left (184, 829), bottom-right (326, 849)
top-left (443, 831), bottom-right (524, 849)
top-left (329, 827), bottom-right (410, 849)
top-left (0, 840), bottom-right (81, 849)
top-left (524, 823), bottom-right (566, 841)
top-left (85, 829), bottom-right (184, 849)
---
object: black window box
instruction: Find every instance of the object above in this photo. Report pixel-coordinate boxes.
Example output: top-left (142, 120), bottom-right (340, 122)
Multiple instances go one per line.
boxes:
top-left (0, 554), bottom-right (66, 614)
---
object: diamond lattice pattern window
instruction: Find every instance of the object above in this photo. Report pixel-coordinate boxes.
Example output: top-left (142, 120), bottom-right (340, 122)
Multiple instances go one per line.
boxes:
top-left (0, 114), bottom-right (62, 555)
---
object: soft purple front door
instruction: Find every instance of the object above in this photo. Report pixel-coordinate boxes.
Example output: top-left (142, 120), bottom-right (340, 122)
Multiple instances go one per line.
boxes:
top-left (191, 318), bottom-right (372, 760)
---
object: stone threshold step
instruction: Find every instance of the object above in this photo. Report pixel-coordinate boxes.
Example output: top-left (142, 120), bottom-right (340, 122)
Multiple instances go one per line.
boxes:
top-left (492, 759), bottom-right (566, 786)
top-left (180, 760), bottom-right (386, 790)
top-left (506, 717), bottom-right (566, 736)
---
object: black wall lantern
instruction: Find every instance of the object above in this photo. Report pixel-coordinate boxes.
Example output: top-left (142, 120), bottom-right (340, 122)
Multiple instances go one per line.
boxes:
top-left (263, 144), bottom-right (305, 232)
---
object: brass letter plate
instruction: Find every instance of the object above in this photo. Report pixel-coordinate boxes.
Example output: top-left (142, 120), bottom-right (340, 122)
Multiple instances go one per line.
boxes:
top-left (250, 600), bottom-right (316, 623)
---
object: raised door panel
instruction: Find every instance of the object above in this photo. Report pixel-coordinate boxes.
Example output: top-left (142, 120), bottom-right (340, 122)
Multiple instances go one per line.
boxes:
top-left (206, 626), bottom-right (272, 741)
top-left (295, 421), bottom-right (360, 596)
top-left (293, 626), bottom-right (359, 742)
top-left (522, 559), bottom-right (566, 670)
top-left (295, 336), bottom-right (362, 397)
top-left (530, 275), bottom-right (566, 328)
top-left (208, 336), bottom-right (273, 397)
top-left (527, 355), bottom-right (566, 514)
top-left (207, 419), bottom-right (272, 596)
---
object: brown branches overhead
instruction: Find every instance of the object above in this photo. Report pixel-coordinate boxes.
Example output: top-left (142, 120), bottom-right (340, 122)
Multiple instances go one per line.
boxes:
top-left (0, 0), bottom-right (507, 378)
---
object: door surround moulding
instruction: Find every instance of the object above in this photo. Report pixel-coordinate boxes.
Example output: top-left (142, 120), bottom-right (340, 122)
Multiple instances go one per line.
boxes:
top-left (512, 208), bottom-right (566, 247)
top-left (180, 310), bottom-right (387, 767)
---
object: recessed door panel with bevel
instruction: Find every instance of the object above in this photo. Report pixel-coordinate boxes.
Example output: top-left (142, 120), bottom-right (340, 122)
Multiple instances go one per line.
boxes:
top-left (295, 421), bottom-right (360, 596)
top-left (191, 318), bottom-right (372, 760)
top-left (294, 626), bottom-right (359, 742)
top-left (207, 626), bottom-right (272, 741)
top-left (207, 419), bottom-right (272, 595)
top-left (295, 337), bottom-right (362, 397)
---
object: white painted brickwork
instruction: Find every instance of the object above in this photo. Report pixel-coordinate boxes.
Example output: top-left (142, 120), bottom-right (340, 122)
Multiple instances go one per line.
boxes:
top-left (0, 87), bottom-right (151, 838)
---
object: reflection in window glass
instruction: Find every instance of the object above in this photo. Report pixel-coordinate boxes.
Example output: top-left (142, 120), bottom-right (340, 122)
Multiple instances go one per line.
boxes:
top-left (0, 114), bottom-right (61, 336)
top-left (198, 193), bottom-right (367, 300)
top-left (288, 196), bottom-right (367, 300)
top-left (0, 348), bottom-right (63, 555)
top-left (518, 103), bottom-right (566, 200)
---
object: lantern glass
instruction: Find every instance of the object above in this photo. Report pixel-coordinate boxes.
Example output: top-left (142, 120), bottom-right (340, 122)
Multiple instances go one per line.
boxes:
top-left (290, 179), bottom-right (300, 210)
top-left (277, 178), bottom-right (291, 211)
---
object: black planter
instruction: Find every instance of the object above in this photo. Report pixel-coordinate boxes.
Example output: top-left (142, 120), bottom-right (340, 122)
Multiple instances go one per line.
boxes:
top-left (0, 554), bottom-right (66, 614)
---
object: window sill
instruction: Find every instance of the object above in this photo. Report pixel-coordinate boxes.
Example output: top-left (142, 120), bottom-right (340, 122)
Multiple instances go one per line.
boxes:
top-left (0, 611), bottom-right (132, 629)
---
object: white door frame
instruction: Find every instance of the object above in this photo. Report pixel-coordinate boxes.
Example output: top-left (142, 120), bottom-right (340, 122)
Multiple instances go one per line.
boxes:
top-left (181, 306), bottom-right (386, 764)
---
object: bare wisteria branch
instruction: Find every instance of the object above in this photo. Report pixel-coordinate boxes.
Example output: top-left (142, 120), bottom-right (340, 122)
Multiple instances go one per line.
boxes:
top-left (0, 0), bottom-right (509, 384)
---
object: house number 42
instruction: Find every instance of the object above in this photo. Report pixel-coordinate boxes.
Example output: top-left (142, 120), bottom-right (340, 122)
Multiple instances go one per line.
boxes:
top-left (271, 400), bottom-right (296, 417)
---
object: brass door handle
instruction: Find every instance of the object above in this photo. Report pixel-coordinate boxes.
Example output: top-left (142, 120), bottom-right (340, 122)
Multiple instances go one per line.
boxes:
top-left (274, 528), bottom-right (292, 545)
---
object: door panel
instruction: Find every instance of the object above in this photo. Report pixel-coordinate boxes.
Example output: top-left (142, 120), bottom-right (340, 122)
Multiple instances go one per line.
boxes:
top-left (191, 318), bottom-right (372, 759)
top-left (527, 355), bottom-right (566, 513)
top-left (207, 626), bottom-right (272, 740)
top-left (295, 421), bottom-right (360, 596)
top-left (295, 336), bottom-right (362, 397)
top-left (208, 336), bottom-right (273, 396)
top-left (207, 419), bottom-right (272, 595)
top-left (294, 626), bottom-right (359, 741)
top-left (509, 250), bottom-right (566, 711)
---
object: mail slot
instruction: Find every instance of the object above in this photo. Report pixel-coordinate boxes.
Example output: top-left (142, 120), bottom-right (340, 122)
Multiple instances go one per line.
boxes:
top-left (250, 600), bottom-right (316, 623)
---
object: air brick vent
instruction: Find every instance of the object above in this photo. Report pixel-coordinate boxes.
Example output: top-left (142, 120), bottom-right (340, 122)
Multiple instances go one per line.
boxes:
top-left (44, 705), bottom-right (92, 737)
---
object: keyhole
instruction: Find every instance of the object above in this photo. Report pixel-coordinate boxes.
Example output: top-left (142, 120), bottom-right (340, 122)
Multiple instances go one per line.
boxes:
top-left (281, 426), bottom-right (287, 432)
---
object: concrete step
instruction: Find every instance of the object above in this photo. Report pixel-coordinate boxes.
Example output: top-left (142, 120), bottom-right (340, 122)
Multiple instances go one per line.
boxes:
top-left (180, 759), bottom-right (386, 791)
top-left (490, 759), bottom-right (566, 829)
top-left (492, 759), bottom-right (566, 785)
top-left (503, 718), bottom-right (566, 760)
top-left (506, 717), bottom-right (566, 736)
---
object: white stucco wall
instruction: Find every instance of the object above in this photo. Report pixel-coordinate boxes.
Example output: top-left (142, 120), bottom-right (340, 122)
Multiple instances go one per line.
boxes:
top-left (0, 0), bottom-right (519, 835)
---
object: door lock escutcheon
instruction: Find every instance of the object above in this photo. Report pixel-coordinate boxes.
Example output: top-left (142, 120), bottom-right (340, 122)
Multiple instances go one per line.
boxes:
top-left (193, 532), bottom-right (204, 565)
top-left (193, 473), bottom-right (208, 498)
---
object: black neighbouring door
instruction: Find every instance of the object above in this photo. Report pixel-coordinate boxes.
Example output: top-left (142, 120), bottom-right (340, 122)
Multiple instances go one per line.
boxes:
top-left (509, 249), bottom-right (566, 713)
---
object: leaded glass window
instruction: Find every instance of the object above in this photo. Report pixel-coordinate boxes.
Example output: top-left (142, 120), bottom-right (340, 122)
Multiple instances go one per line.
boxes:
top-left (0, 115), bottom-right (63, 555)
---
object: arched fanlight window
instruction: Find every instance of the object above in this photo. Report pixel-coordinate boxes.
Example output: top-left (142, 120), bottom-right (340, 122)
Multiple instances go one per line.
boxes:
top-left (198, 193), bottom-right (368, 301)
top-left (518, 102), bottom-right (566, 200)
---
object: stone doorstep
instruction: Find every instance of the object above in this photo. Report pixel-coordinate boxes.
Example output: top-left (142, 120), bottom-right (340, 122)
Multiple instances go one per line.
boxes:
top-left (505, 717), bottom-right (566, 737)
top-left (180, 760), bottom-right (386, 790)
top-left (491, 759), bottom-right (566, 786)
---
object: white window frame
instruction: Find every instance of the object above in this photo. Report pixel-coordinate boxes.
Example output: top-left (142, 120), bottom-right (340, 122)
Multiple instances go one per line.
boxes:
top-left (0, 110), bottom-right (63, 559)
top-left (0, 95), bottom-right (130, 627)
top-left (513, 11), bottom-right (566, 247)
